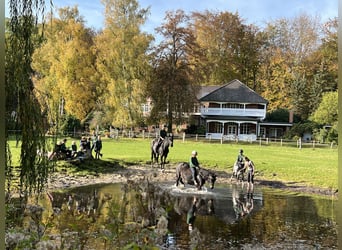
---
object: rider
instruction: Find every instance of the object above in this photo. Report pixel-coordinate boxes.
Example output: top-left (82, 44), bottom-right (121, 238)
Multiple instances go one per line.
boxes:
top-left (189, 150), bottom-right (200, 186)
top-left (244, 156), bottom-right (255, 195)
top-left (157, 125), bottom-right (167, 149)
top-left (236, 149), bottom-right (245, 171)
top-left (186, 197), bottom-right (198, 231)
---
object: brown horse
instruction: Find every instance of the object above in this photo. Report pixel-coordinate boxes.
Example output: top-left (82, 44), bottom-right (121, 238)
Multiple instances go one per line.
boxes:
top-left (175, 162), bottom-right (216, 190)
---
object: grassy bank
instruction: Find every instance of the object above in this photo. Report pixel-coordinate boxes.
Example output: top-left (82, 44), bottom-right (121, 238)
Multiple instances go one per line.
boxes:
top-left (7, 137), bottom-right (338, 190)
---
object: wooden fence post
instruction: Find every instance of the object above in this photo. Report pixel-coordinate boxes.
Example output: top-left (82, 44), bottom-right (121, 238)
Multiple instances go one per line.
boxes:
top-left (183, 132), bottom-right (185, 143)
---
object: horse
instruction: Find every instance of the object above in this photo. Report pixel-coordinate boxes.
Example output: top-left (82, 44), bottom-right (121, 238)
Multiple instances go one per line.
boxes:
top-left (175, 162), bottom-right (217, 190)
top-left (151, 135), bottom-right (173, 170)
top-left (230, 161), bottom-right (245, 182)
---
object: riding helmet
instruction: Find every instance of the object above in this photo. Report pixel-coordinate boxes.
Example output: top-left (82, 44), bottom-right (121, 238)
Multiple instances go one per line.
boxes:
top-left (192, 150), bottom-right (197, 155)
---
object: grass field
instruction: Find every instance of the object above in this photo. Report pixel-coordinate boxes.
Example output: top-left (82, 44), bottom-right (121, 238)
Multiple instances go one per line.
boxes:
top-left (7, 137), bottom-right (338, 190)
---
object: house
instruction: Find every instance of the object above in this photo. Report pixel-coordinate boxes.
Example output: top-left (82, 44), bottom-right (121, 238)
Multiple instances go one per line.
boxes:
top-left (196, 79), bottom-right (292, 141)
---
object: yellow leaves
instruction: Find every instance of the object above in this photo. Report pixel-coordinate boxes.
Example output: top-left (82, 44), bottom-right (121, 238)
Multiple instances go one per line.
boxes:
top-left (32, 6), bottom-right (98, 122)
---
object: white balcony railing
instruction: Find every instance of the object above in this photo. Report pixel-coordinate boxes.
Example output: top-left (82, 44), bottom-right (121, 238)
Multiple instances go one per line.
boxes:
top-left (200, 107), bottom-right (266, 118)
top-left (206, 133), bottom-right (257, 141)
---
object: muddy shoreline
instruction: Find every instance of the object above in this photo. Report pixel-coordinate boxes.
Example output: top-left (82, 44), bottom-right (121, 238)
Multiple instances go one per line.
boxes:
top-left (46, 164), bottom-right (338, 198)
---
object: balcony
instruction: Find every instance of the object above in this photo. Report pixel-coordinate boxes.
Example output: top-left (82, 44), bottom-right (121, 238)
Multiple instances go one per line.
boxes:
top-left (200, 107), bottom-right (266, 119)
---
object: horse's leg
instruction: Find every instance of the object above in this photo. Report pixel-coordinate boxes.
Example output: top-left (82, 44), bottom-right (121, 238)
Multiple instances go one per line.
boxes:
top-left (197, 177), bottom-right (202, 190)
top-left (162, 155), bottom-right (166, 171)
top-left (159, 155), bottom-right (163, 170)
top-left (151, 151), bottom-right (154, 167)
top-left (176, 174), bottom-right (180, 186)
top-left (179, 174), bottom-right (185, 187)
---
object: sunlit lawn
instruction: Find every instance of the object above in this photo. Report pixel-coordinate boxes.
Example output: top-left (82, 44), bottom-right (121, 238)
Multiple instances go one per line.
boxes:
top-left (8, 136), bottom-right (338, 190)
top-left (100, 137), bottom-right (337, 189)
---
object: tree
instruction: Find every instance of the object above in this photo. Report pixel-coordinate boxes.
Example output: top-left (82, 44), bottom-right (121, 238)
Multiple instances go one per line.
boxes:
top-left (259, 14), bottom-right (322, 117)
top-left (310, 91), bottom-right (337, 126)
top-left (95, 0), bottom-right (153, 128)
top-left (32, 6), bottom-right (98, 130)
top-left (148, 10), bottom-right (199, 129)
top-left (191, 11), bottom-right (263, 89)
top-left (6, 0), bottom-right (49, 195)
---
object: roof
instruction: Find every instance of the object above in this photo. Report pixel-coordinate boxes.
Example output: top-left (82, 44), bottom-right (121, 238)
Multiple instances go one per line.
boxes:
top-left (196, 86), bottom-right (221, 99)
top-left (199, 79), bottom-right (268, 104)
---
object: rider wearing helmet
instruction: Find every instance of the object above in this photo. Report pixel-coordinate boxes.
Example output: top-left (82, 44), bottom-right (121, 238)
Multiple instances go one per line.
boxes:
top-left (190, 150), bottom-right (200, 186)
top-left (237, 149), bottom-right (245, 171)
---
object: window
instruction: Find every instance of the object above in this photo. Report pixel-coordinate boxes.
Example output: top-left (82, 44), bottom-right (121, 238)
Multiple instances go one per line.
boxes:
top-left (227, 125), bottom-right (236, 134)
top-left (222, 103), bottom-right (244, 109)
top-left (260, 127), bottom-right (266, 137)
top-left (208, 122), bottom-right (222, 133)
top-left (240, 123), bottom-right (250, 134)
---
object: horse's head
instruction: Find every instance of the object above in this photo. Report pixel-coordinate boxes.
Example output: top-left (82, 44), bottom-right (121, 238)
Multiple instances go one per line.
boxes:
top-left (165, 134), bottom-right (173, 148)
top-left (199, 169), bottom-right (216, 189)
top-left (208, 172), bottom-right (217, 189)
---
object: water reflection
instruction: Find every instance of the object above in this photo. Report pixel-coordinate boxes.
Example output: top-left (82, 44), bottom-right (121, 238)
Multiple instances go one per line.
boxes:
top-left (6, 181), bottom-right (337, 249)
top-left (232, 185), bottom-right (254, 220)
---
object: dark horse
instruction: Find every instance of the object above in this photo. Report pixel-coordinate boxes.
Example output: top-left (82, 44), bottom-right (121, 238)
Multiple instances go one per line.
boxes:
top-left (151, 135), bottom-right (173, 170)
top-left (175, 162), bottom-right (217, 190)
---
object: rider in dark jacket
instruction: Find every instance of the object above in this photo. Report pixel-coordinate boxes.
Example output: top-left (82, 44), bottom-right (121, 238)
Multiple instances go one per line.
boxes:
top-left (237, 149), bottom-right (245, 170)
top-left (157, 125), bottom-right (167, 150)
top-left (190, 150), bottom-right (200, 186)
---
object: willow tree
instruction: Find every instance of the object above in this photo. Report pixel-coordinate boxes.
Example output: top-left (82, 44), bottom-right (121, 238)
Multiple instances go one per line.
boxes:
top-left (6, 0), bottom-right (50, 195)
top-left (95, 0), bottom-right (153, 128)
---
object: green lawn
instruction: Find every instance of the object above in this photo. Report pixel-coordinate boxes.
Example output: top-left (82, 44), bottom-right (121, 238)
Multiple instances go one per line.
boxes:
top-left (8, 137), bottom-right (338, 190)
top-left (101, 137), bottom-right (337, 189)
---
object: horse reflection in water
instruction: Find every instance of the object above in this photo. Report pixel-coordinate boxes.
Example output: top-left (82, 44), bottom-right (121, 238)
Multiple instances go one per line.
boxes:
top-left (232, 185), bottom-right (254, 220)
top-left (173, 195), bottom-right (215, 231)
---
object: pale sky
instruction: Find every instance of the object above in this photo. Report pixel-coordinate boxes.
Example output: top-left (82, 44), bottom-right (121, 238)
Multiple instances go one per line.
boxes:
top-left (6, 0), bottom-right (338, 32)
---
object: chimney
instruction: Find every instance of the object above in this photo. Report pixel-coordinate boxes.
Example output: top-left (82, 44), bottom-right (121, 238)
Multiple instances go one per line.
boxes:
top-left (289, 110), bottom-right (294, 123)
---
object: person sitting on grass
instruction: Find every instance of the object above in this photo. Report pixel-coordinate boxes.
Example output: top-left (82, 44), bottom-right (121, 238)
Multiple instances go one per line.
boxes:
top-left (60, 139), bottom-right (72, 158)
top-left (71, 141), bottom-right (78, 158)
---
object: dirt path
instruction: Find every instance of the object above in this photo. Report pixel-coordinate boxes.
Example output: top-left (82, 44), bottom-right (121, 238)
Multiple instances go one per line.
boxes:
top-left (47, 164), bottom-right (338, 198)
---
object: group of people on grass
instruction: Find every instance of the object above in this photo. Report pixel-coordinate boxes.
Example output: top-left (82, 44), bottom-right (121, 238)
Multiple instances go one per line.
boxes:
top-left (49, 135), bottom-right (103, 160)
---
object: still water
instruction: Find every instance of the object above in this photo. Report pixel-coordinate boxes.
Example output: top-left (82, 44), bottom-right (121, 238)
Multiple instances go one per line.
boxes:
top-left (14, 181), bottom-right (338, 249)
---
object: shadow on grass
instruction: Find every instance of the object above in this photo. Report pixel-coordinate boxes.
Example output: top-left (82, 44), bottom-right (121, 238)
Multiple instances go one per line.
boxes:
top-left (55, 158), bottom-right (146, 176)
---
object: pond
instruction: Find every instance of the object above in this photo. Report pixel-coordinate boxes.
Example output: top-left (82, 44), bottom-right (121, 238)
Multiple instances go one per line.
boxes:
top-left (6, 181), bottom-right (338, 249)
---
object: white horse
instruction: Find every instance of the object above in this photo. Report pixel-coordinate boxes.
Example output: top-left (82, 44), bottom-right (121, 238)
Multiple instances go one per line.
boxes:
top-left (230, 161), bottom-right (245, 182)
